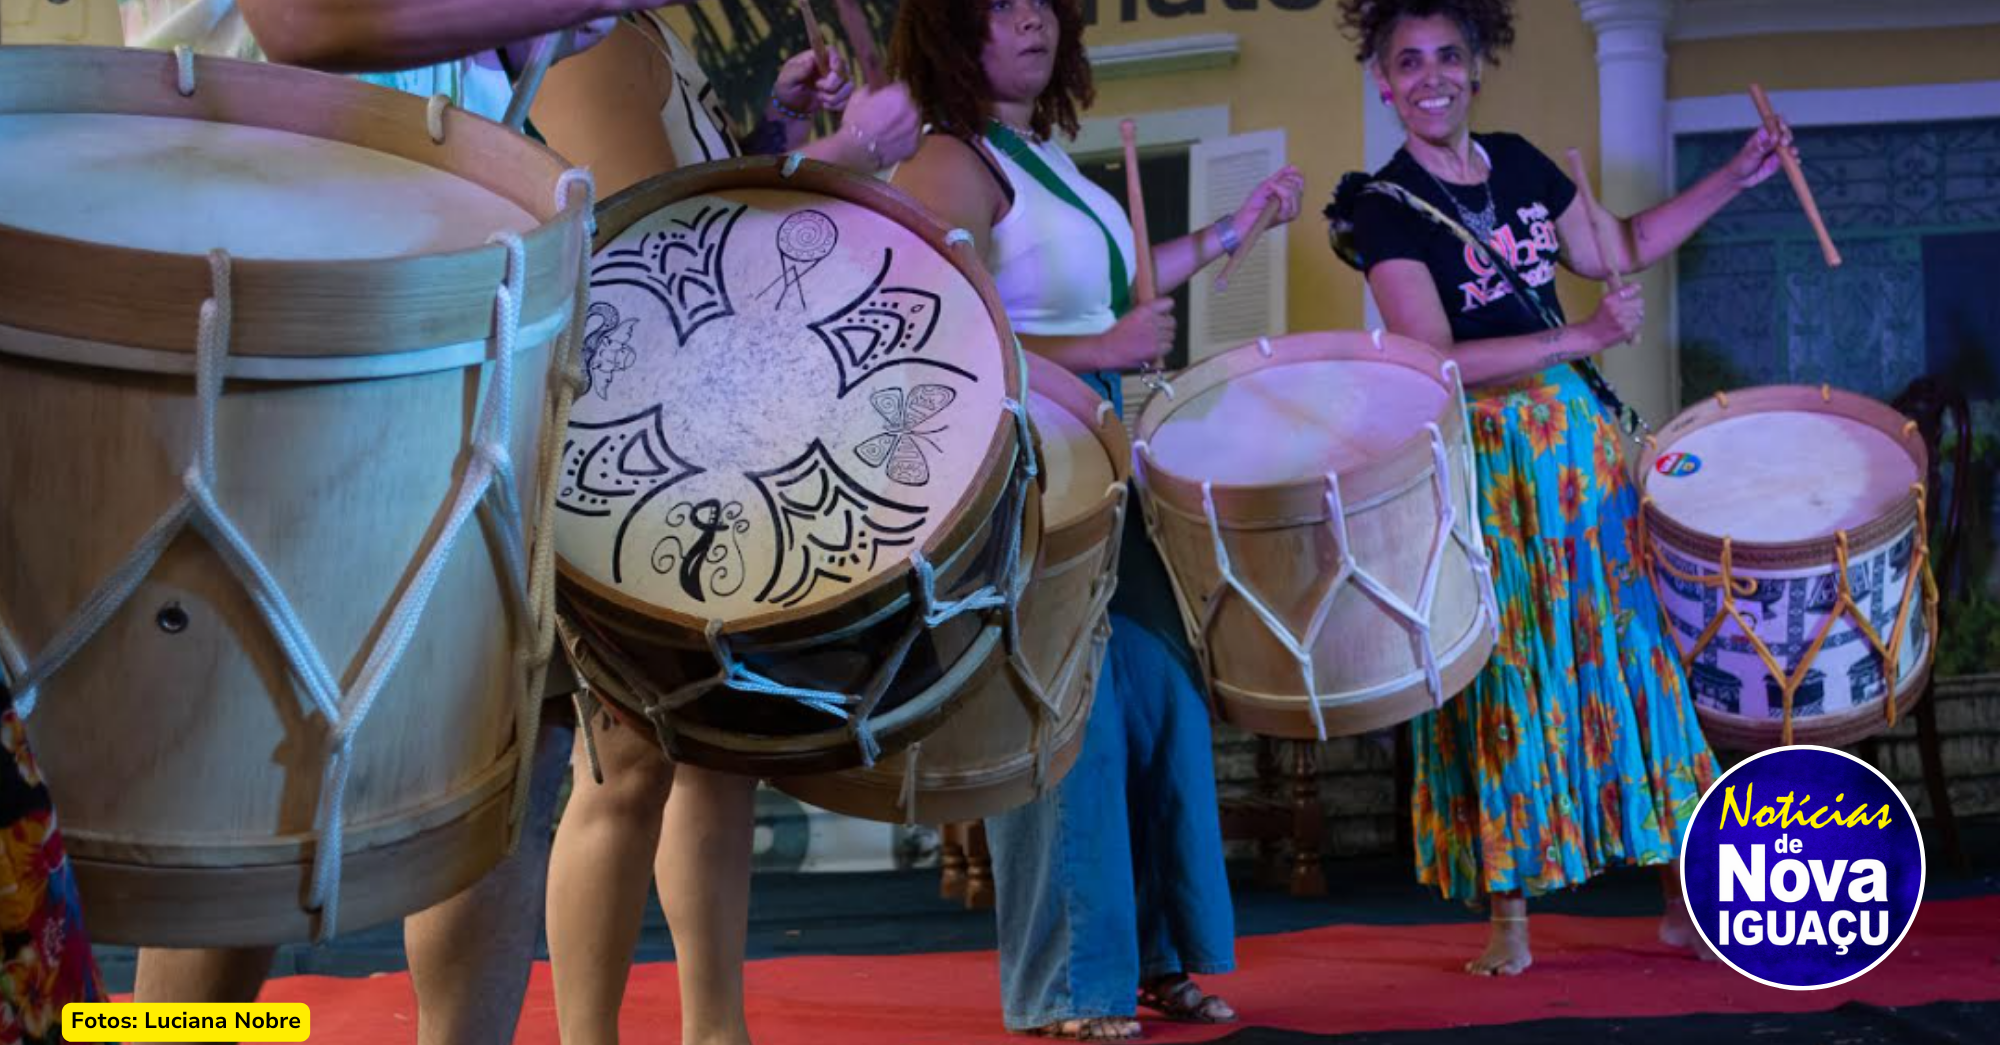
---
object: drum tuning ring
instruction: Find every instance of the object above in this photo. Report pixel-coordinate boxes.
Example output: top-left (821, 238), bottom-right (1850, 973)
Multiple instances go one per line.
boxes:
top-left (156, 602), bottom-right (190, 635)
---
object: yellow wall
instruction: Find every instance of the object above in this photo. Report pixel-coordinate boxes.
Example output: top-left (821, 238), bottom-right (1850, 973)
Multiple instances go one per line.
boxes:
top-left (1670, 25), bottom-right (2000, 98)
top-left (0, 0), bottom-right (122, 45)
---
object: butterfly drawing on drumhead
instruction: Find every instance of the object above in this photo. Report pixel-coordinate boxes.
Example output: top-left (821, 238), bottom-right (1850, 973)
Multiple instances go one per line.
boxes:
top-left (853, 384), bottom-right (955, 487)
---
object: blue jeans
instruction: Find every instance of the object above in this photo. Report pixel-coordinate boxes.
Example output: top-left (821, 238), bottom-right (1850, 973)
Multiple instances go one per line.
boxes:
top-left (984, 611), bottom-right (1236, 1030)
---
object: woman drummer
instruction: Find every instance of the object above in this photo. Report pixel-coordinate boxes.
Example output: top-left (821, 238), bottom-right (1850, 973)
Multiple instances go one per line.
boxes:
top-left (1325, 0), bottom-right (1795, 976)
top-left (525, 11), bottom-right (921, 1045)
top-left (888, 0), bottom-right (1304, 1038)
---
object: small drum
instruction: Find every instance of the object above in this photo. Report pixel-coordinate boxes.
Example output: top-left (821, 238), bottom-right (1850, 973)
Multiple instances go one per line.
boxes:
top-left (0, 47), bottom-right (588, 944)
top-left (1640, 385), bottom-right (1937, 750)
top-left (556, 157), bottom-right (1036, 777)
top-left (775, 353), bottom-right (1124, 823)
top-left (1133, 332), bottom-right (1497, 739)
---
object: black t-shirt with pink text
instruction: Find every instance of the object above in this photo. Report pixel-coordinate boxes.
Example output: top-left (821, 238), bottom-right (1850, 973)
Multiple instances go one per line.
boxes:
top-left (1351, 132), bottom-right (1579, 344)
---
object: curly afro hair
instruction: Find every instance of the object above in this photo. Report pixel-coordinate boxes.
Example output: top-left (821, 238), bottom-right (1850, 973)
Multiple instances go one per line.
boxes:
top-left (1336, 0), bottom-right (1517, 66)
top-left (888, 0), bottom-right (1095, 140)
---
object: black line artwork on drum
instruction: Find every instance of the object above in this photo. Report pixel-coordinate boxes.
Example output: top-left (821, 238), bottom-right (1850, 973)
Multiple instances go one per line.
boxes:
top-left (853, 384), bottom-right (956, 486)
top-left (592, 204), bottom-right (745, 344)
top-left (1764, 668), bottom-right (1825, 718)
top-left (1689, 661), bottom-right (1743, 715)
top-left (580, 302), bottom-right (641, 400)
top-left (809, 251), bottom-right (965, 396)
top-left (652, 499), bottom-right (751, 603)
top-left (748, 441), bottom-right (927, 607)
top-left (555, 405), bottom-right (706, 580)
top-left (757, 210), bottom-right (839, 310)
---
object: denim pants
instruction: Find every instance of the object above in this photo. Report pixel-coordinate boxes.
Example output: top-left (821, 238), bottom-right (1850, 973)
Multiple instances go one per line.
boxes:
top-left (984, 596), bottom-right (1237, 1029)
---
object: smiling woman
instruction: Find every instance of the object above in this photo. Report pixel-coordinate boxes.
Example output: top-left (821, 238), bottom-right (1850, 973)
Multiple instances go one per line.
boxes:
top-left (1325, 0), bottom-right (1800, 981)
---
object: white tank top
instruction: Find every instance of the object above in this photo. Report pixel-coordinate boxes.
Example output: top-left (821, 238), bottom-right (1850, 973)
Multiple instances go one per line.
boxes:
top-left (628, 10), bottom-right (738, 164)
top-left (983, 131), bottom-right (1136, 339)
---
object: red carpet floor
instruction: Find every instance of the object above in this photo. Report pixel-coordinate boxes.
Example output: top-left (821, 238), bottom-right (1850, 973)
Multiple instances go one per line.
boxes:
top-left (188, 895), bottom-right (2000, 1044)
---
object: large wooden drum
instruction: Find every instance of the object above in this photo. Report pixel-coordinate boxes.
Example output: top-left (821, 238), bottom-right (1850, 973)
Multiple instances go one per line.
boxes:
top-left (555, 157), bottom-right (1036, 777)
top-left (1133, 332), bottom-right (1497, 739)
top-left (1640, 385), bottom-right (1937, 750)
top-left (775, 353), bottom-right (1123, 823)
top-left (0, 47), bottom-right (589, 945)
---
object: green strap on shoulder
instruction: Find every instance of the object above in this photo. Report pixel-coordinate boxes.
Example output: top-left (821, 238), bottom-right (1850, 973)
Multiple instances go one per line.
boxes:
top-left (984, 121), bottom-right (1131, 319)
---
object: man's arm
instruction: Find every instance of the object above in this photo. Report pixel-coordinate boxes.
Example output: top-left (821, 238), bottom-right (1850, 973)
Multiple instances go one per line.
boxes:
top-left (239, 0), bottom-right (651, 72)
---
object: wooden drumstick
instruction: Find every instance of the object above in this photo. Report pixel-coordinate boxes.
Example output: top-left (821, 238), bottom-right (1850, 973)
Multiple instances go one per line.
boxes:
top-left (794, 0), bottom-right (831, 77)
top-left (501, 28), bottom-right (572, 134)
top-left (832, 0), bottom-right (887, 90)
top-left (1214, 198), bottom-right (1279, 292)
top-left (1120, 119), bottom-right (1156, 304)
top-left (1564, 148), bottom-right (1624, 290)
top-left (1749, 83), bottom-right (1841, 268)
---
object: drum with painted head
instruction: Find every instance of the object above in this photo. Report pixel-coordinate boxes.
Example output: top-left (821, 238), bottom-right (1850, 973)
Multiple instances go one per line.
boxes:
top-left (555, 156), bottom-right (1037, 778)
top-left (0, 46), bottom-right (590, 945)
top-left (1132, 332), bottom-right (1498, 739)
top-left (775, 353), bottom-right (1123, 823)
top-left (1639, 385), bottom-right (1937, 750)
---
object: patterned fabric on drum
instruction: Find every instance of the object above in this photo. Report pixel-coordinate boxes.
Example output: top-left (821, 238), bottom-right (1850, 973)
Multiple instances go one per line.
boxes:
top-left (0, 686), bottom-right (104, 1045)
top-left (1352, 134), bottom-right (1719, 903)
top-left (974, 126), bottom-right (1235, 1027)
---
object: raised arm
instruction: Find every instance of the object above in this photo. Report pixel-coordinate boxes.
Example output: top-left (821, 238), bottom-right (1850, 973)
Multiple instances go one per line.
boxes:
top-left (1558, 124), bottom-right (1794, 279)
top-left (238, 0), bottom-right (653, 72)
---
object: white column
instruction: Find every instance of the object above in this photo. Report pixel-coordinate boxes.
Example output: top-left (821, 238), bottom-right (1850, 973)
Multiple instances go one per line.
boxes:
top-left (1577, 0), bottom-right (1675, 427)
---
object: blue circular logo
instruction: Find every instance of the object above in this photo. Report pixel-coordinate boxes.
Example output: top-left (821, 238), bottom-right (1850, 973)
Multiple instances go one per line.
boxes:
top-left (1681, 745), bottom-right (1924, 990)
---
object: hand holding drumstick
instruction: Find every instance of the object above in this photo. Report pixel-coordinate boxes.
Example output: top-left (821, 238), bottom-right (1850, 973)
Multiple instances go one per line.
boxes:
top-left (1748, 84), bottom-right (1839, 267)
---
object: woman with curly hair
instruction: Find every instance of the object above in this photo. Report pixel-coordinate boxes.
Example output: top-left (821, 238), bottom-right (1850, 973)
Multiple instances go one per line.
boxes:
top-left (1325, 0), bottom-right (1794, 976)
top-left (889, 0), bottom-right (1303, 1039)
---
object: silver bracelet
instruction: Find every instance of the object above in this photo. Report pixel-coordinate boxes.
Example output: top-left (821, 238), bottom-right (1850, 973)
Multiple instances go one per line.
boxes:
top-left (1215, 217), bottom-right (1242, 256)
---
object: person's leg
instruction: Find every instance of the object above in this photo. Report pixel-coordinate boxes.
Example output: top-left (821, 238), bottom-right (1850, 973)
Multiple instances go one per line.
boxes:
top-left (405, 704), bottom-right (576, 1045)
top-left (986, 633), bottom-right (1141, 1040)
top-left (653, 764), bottom-right (758, 1045)
top-left (133, 946), bottom-right (276, 1004)
top-left (1118, 622), bottom-right (1235, 1023)
top-left (1658, 860), bottom-right (1716, 959)
top-left (547, 707), bottom-right (676, 1045)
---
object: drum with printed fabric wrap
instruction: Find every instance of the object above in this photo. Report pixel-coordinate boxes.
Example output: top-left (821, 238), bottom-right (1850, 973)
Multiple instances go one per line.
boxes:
top-left (1639, 385), bottom-right (1937, 751)
top-left (0, 47), bottom-right (588, 945)
top-left (1132, 332), bottom-right (1498, 740)
top-left (775, 353), bottom-right (1123, 823)
top-left (555, 156), bottom-right (1038, 777)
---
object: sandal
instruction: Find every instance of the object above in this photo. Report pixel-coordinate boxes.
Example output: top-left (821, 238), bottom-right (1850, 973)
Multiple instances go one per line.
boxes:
top-left (1138, 975), bottom-right (1236, 1024)
top-left (1024, 1017), bottom-right (1142, 1041)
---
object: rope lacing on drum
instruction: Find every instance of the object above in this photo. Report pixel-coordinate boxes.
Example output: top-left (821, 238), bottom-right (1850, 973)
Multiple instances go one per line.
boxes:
top-left (173, 45), bottom-right (197, 96)
top-left (0, 221), bottom-right (567, 940)
top-left (1129, 358), bottom-right (1495, 742)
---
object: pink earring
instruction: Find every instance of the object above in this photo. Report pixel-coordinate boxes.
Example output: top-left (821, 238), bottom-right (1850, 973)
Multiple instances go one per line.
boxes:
top-left (1380, 91), bottom-right (1393, 104)
top-left (1471, 80), bottom-right (1482, 95)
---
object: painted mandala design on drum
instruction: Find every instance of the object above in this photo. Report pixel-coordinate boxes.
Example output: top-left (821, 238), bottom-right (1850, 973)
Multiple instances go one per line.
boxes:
top-left (748, 441), bottom-right (927, 607)
top-left (853, 385), bottom-right (956, 487)
top-left (591, 204), bottom-right (744, 344)
top-left (580, 302), bottom-right (640, 400)
top-left (758, 210), bottom-right (839, 310)
top-left (652, 500), bottom-right (751, 603)
top-left (555, 405), bottom-right (705, 579)
top-left (809, 251), bottom-right (963, 396)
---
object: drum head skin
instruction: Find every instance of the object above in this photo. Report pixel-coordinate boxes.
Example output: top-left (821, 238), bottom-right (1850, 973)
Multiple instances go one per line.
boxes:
top-left (1028, 388), bottom-right (1117, 531)
top-left (1646, 409), bottom-right (1919, 543)
top-left (1147, 359), bottom-right (1447, 486)
top-left (0, 113), bottom-right (536, 258)
top-left (557, 182), bottom-right (1011, 624)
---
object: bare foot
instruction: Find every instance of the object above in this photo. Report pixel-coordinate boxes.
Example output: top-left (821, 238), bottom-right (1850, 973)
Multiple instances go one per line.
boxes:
top-left (1658, 862), bottom-right (1718, 961)
top-left (1466, 896), bottom-right (1532, 976)
top-left (1025, 1017), bottom-right (1142, 1040)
